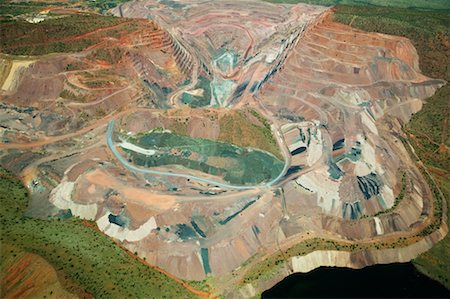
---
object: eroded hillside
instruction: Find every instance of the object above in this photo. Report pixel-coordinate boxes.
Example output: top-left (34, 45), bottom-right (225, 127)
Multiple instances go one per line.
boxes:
top-left (0, 0), bottom-right (448, 297)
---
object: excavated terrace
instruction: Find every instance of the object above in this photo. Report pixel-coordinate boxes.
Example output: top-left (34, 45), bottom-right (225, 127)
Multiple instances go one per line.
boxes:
top-left (0, 1), bottom-right (447, 297)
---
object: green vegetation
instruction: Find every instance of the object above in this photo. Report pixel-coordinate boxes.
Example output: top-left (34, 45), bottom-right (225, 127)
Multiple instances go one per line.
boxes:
top-left (84, 0), bottom-right (130, 14)
top-left (414, 171), bottom-right (450, 288)
top-left (372, 172), bottom-right (406, 217)
top-left (219, 109), bottom-right (282, 160)
top-left (331, 4), bottom-right (450, 289)
top-left (333, 6), bottom-right (450, 80)
top-left (59, 89), bottom-right (85, 102)
top-left (240, 3), bottom-right (449, 289)
top-left (0, 167), bottom-right (195, 298)
top-left (0, 0), bottom-right (129, 16)
top-left (83, 79), bottom-right (111, 88)
top-left (0, 1), bottom-right (60, 16)
top-left (264, 0), bottom-right (450, 10)
top-left (88, 47), bottom-right (125, 64)
top-left (183, 280), bottom-right (211, 293)
top-left (1, 242), bottom-right (86, 298)
top-left (358, 172), bottom-right (407, 219)
top-left (160, 109), bottom-right (282, 160)
top-left (181, 76), bottom-right (212, 108)
top-left (125, 131), bottom-right (284, 185)
top-left (0, 14), bottom-right (124, 55)
top-left (415, 168), bottom-right (444, 237)
top-left (405, 86), bottom-right (450, 169)
top-left (398, 135), bottom-right (445, 239)
top-left (65, 63), bottom-right (79, 71)
top-left (242, 236), bottom-right (410, 284)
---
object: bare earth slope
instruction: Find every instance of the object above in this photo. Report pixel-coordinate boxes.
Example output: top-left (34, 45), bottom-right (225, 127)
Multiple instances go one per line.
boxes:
top-left (0, 0), bottom-right (447, 297)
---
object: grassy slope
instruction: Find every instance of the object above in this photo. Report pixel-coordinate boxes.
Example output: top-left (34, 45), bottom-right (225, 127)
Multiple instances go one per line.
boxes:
top-left (413, 170), bottom-right (450, 288)
top-left (162, 109), bottom-right (283, 159)
top-left (0, 168), bottom-right (196, 298)
top-left (0, 0), bottom-right (129, 16)
top-left (218, 109), bottom-right (283, 160)
top-left (264, 0), bottom-right (450, 10)
top-left (128, 130), bottom-right (283, 185)
top-left (333, 6), bottom-right (450, 80)
top-left (1, 243), bottom-right (83, 298)
top-left (0, 0), bottom-right (55, 16)
top-left (331, 5), bottom-right (450, 289)
top-left (0, 14), bottom-right (125, 55)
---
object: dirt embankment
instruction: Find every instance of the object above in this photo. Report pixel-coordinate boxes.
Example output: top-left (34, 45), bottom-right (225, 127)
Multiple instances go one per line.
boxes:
top-left (1, 244), bottom-right (89, 299)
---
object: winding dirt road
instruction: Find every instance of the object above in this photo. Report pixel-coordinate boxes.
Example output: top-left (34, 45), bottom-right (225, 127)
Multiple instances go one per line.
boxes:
top-left (0, 107), bottom-right (143, 150)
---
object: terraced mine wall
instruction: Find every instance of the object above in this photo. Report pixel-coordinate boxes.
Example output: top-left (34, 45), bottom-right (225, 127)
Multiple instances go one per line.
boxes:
top-left (251, 10), bottom-right (329, 96)
top-left (3, 3), bottom-right (446, 297)
top-left (129, 20), bottom-right (194, 77)
top-left (235, 150), bottom-right (449, 297)
top-left (171, 36), bottom-right (194, 76)
top-left (239, 221), bottom-right (448, 298)
top-left (149, 16), bottom-right (195, 76)
top-left (291, 228), bottom-right (448, 274)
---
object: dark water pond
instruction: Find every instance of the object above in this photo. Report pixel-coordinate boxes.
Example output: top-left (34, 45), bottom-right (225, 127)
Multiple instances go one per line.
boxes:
top-left (262, 263), bottom-right (449, 298)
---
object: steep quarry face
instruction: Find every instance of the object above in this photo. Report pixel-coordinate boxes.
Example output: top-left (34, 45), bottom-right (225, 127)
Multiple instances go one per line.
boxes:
top-left (114, 0), bottom-right (327, 107)
top-left (258, 14), bottom-right (444, 220)
top-left (0, 19), bottom-right (189, 142)
top-left (0, 1), bottom-right (447, 297)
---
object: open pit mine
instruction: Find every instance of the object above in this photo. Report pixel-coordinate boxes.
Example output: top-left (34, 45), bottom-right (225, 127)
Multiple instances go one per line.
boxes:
top-left (0, 0), bottom-right (447, 297)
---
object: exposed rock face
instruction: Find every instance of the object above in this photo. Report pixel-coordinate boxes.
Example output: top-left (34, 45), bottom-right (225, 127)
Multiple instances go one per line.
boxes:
top-left (262, 12), bottom-right (444, 220)
top-left (291, 228), bottom-right (447, 273)
top-left (0, 0), bottom-right (447, 297)
top-left (114, 0), bottom-right (328, 107)
top-left (247, 225), bottom-right (448, 296)
top-left (0, 20), bottom-right (188, 141)
top-left (1, 246), bottom-right (80, 298)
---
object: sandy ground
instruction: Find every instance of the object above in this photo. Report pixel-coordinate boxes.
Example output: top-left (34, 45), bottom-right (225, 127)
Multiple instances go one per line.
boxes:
top-left (1, 60), bottom-right (34, 91)
top-left (84, 168), bottom-right (176, 211)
